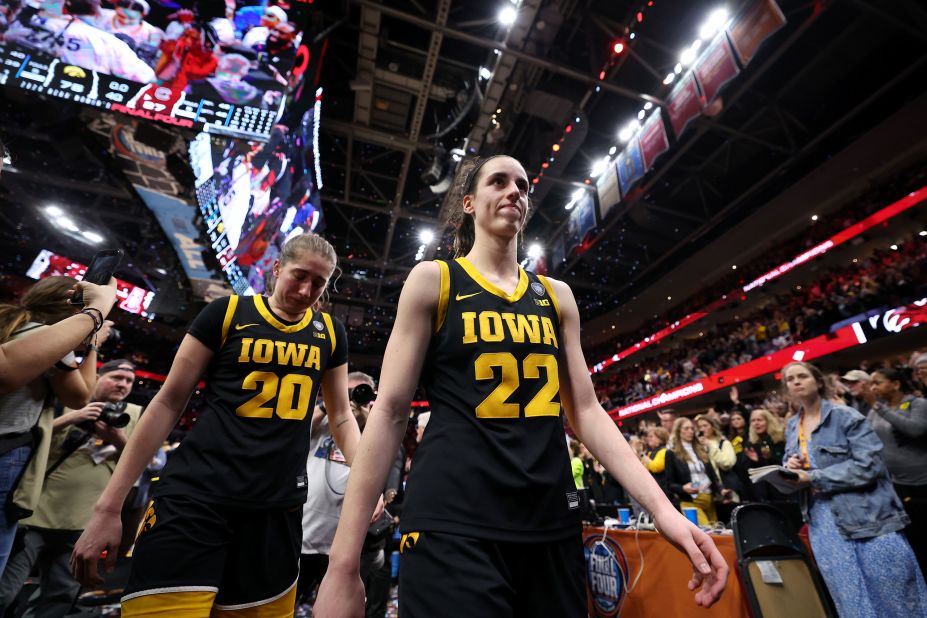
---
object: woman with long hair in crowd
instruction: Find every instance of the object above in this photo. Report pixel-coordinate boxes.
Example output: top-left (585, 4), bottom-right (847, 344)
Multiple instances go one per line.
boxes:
top-left (0, 276), bottom-right (113, 574)
top-left (781, 361), bottom-right (926, 617)
top-left (664, 417), bottom-right (721, 526)
top-left (743, 408), bottom-right (787, 503)
top-left (695, 414), bottom-right (743, 520)
top-left (868, 367), bottom-right (927, 573)
top-left (313, 155), bottom-right (728, 618)
top-left (71, 234), bottom-right (361, 616)
top-left (726, 410), bottom-right (748, 454)
top-left (640, 427), bottom-right (670, 502)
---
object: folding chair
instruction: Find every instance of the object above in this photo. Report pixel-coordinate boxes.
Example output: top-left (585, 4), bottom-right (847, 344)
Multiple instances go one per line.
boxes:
top-left (730, 503), bottom-right (835, 618)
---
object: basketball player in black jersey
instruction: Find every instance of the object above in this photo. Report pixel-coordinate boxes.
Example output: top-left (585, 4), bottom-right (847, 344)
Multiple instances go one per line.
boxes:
top-left (314, 156), bottom-right (728, 617)
top-left (70, 234), bottom-right (361, 616)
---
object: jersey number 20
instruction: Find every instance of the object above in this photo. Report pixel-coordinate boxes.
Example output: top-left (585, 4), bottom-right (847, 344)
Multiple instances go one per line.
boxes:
top-left (474, 352), bottom-right (560, 418)
top-left (236, 371), bottom-right (313, 420)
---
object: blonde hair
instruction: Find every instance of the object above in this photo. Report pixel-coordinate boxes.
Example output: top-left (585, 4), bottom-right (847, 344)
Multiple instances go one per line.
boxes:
top-left (0, 276), bottom-right (77, 344)
top-left (275, 233), bottom-right (339, 305)
top-left (695, 414), bottom-right (723, 440)
top-left (748, 408), bottom-right (785, 444)
top-left (646, 427), bottom-right (669, 447)
top-left (670, 417), bottom-right (709, 464)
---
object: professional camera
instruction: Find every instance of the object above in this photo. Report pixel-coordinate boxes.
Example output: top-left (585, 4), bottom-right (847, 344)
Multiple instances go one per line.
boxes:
top-left (79, 401), bottom-right (130, 431)
top-left (349, 383), bottom-right (376, 407)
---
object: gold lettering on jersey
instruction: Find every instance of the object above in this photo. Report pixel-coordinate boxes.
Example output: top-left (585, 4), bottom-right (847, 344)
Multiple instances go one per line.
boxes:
top-left (459, 311), bottom-right (558, 348)
top-left (461, 312), bottom-right (478, 344)
top-left (238, 338), bottom-right (322, 370)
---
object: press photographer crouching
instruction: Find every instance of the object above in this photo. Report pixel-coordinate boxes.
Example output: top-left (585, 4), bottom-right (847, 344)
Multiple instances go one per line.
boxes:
top-left (0, 360), bottom-right (142, 617)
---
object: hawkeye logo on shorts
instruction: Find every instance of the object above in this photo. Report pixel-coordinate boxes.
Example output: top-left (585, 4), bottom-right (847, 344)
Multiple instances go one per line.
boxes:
top-left (313, 320), bottom-right (325, 331)
top-left (531, 282), bottom-right (545, 296)
top-left (141, 502), bottom-right (157, 533)
top-left (400, 532), bottom-right (420, 554)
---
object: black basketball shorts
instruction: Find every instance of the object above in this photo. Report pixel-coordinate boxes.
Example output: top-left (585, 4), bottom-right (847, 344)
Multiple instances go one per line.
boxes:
top-left (397, 529), bottom-right (585, 618)
top-left (121, 494), bottom-right (302, 617)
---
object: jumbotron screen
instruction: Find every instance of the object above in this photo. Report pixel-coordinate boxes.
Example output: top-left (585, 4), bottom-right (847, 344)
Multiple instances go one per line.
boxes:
top-left (0, 0), bottom-right (315, 139)
top-left (190, 88), bottom-right (323, 294)
top-left (26, 249), bottom-right (155, 316)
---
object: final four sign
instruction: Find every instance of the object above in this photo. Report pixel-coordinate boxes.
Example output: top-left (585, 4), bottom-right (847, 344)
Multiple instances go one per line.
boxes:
top-left (584, 533), bottom-right (630, 617)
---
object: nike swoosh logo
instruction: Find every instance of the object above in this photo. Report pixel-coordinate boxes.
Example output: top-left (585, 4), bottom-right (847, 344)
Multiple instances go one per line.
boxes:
top-left (455, 291), bottom-right (483, 301)
top-left (235, 323), bottom-right (259, 330)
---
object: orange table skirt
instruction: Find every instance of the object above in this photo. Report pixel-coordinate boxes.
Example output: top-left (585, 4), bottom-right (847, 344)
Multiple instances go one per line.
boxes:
top-left (583, 526), bottom-right (750, 617)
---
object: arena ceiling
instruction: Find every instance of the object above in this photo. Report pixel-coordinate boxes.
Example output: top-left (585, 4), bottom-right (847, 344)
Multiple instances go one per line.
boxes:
top-left (2, 0), bottom-right (927, 369)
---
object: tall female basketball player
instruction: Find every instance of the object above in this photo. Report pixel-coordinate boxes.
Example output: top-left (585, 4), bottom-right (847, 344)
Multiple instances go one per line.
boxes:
top-left (314, 156), bottom-right (728, 617)
top-left (71, 234), bottom-right (361, 617)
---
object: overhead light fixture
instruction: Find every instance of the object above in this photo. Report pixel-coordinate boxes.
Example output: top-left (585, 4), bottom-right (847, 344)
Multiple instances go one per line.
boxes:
top-left (479, 66), bottom-right (492, 80)
top-left (662, 72), bottom-right (676, 85)
top-left (920, 230), bottom-right (927, 237)
top-left (637, 109), bottom-right (646, 120)
top-left (618, 128), bottom-right (633, 142)
top-left (890, 244), bottom-right (898, 250)
top-left (571, 188), bottom-right (586, 201)
top-left (589, 157), bottom-right (610, 179)
top-left (699, 7), bottom-right (729, 40)
top-left (419, 229), bottom-right (434, 244)
top-left (811, 214), bottom-right (818, 221)
top-left (498, 5), bottom-right (517, 26)
top-left (81, 230), bottom-right (104, 244)
top-left (608, 146), bottom-right (617, 155)
top-left (58, 217), bottom-right (79, 232)
top-left (644, 102), bottom-right (653, 111)
top-left (731, 264), bottom-right (737, 270)
top-left (527, 243), bottom-right (543, 259)
top-left (45, 205), bottom-right (64, 217)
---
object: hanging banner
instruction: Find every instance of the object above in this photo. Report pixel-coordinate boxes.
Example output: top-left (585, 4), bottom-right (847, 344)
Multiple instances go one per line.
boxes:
top-left (134, 186), bottom-right (213, 282)
top-left (639, 113), bottom-right (670, 171)
top-left (728, 0), bottom-right (787, 66)
top-left (693, 32), bottom-right (740, 103)
top-left (595, 160), bottom-right (621, 222)
top-left (565, 192), bottom-right (597, 254)
top-left (616, 139), bottom-right (645, 197)
top-left (666, 73), bottom-right (703, 138)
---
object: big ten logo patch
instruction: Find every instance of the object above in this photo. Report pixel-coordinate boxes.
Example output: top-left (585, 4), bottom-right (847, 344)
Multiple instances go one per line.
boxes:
top-left (584, 534), bottom-right (629, 617)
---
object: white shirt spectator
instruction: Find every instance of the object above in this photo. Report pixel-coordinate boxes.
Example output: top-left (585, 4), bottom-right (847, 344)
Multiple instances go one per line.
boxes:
top-left (98, 8), bottom-right (164, 47)
top-left (6, 14), bottom-right (155, 82)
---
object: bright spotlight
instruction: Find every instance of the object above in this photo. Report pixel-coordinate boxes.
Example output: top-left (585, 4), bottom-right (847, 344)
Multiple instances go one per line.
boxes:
top-left (699, 7), bottom-right (729, 40)
top-left (479, 66), bottom-right (492, 80)
top-left (662, 72), bottom-right (676, 85)
top-left (571, 188), bottom-right (586, 202)
top-left (419, 230), bottom-right (434, 244)
top-left (527, 243), bottom-right (543, 259)
top-left (45, 205), bottom-right (64, 217)
top-left (498, 5), bottom-right (517, 26)
top-left (618, 127), bottom-right (633, 142)
top-left (58, 217), bottom-right (79, 232)
top-left (811, 214), bottom-right (818, 221)
top-left (81, 230), bottom-right (104, 243)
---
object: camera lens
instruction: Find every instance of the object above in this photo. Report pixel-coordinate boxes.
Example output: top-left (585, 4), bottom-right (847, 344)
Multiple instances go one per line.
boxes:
top-left (350, 383), bottom-right (376, 407)
top-left (99, 401), bottom-right (130, 428)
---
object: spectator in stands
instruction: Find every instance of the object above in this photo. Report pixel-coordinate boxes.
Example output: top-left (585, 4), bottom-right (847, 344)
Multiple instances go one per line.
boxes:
top-left (0, 359), bottom-right (140, 615)
top-left (640, 427), bottom-right (670, 501)
top-left (868, 367), bottom-right (927, 573)
top-left (781, 361), bottom-right (926, 617)
top-left (913, 353), bottom-right (927, 391)
top-left (744, 409), bottom-right (787, 503)
top-left (664, 418), bottom-right (720, 525)
top-left (695, 414), bottom-right (742, 518)
top-left (726, 411), bottom-right (748, 454)
top-left (841, 369), bottom-right (875, 415)
top-left (0, 277), bottom-right (114, 575)
top-left (657, 410), bottom-right (677, 433)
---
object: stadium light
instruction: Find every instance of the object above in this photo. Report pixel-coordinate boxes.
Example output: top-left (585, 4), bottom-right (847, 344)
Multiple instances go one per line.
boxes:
top-left (699, 7), bottom-right (729, 40)
top-left (590, 157), bottom-right (610, 179)
top-left (571, 188), bottom-right (586, 201)
top-left (920, 230), bottom-right (927, 237)
top-left (811, 214), bottom-right (819, 221)
top-left (45, 205), bottom-right (64, 217)
top-left (419, 230), bottom-right (434, 244)
top-left (479, 66), bottom-right (492, 79)
top-left (612, 41), bottom-right (625, 55)
top-left (662, 72), bottom-right (676, 85)
top-left (58, 217), bottom-right (79, 232)
top-left (527, 243), bottom-right (543, 259)
top-left (498, 5), bottom-right (517, 26)
top-left (81, 230), bottom-right (104, 244)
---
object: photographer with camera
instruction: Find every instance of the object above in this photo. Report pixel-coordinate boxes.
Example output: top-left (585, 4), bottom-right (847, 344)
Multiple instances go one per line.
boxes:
top-left (297, 372), bottom-right (394, 616)
top-left (0, 360), bottom-right (141, 617)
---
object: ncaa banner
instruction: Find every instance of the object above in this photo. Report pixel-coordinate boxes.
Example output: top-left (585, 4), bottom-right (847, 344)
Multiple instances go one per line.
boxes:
top-left (666, 73), bottom-right (704, 138)
top-left (728, 0), bottom-right (787, 66)
top-left (133, 186), bottom-right (213, 282)
top-left (595, 159), bottom-right (621, 222)
top-left (693, 32), bottom-right (740, 104)
top-left (616, 139), bottom-right (645, 197)
top-left (639, 112), bottom-right (670, 171)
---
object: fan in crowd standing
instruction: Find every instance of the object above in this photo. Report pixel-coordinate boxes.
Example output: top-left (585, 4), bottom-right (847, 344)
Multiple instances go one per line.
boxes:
top-left (781, 361), bottom-right (927, 617)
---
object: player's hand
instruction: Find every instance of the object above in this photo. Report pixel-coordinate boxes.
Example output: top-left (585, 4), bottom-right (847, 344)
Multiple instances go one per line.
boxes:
top-left (313, 568), bottom-right (365, 618)
top-left (370, 494), bottom-right (385, 524)
top-left (70, 507), bottom-right (123, 586)
top-left (653, 508), bottom-right (728, 608)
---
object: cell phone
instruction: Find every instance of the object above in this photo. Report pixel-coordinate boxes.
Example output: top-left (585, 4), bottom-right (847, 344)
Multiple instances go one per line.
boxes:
top-left (69, 249), bottom-right (124, 305)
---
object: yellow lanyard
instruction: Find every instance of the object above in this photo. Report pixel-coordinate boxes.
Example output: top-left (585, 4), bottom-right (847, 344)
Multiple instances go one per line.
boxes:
top-left (797, 412), bottom-right (811, 470)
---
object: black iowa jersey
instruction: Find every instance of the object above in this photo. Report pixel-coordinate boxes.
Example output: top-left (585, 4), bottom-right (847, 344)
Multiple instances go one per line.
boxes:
top-left (154, 295), bottom-right (347, 508)
top-left (401, 257), bottom-right (581, 542)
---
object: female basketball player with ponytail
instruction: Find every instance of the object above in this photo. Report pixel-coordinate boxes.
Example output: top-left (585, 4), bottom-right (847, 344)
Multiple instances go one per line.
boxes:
top-left (315, 156), bottom-right (728, 617)
top-left (71, 234), bottom-right (361, 617)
